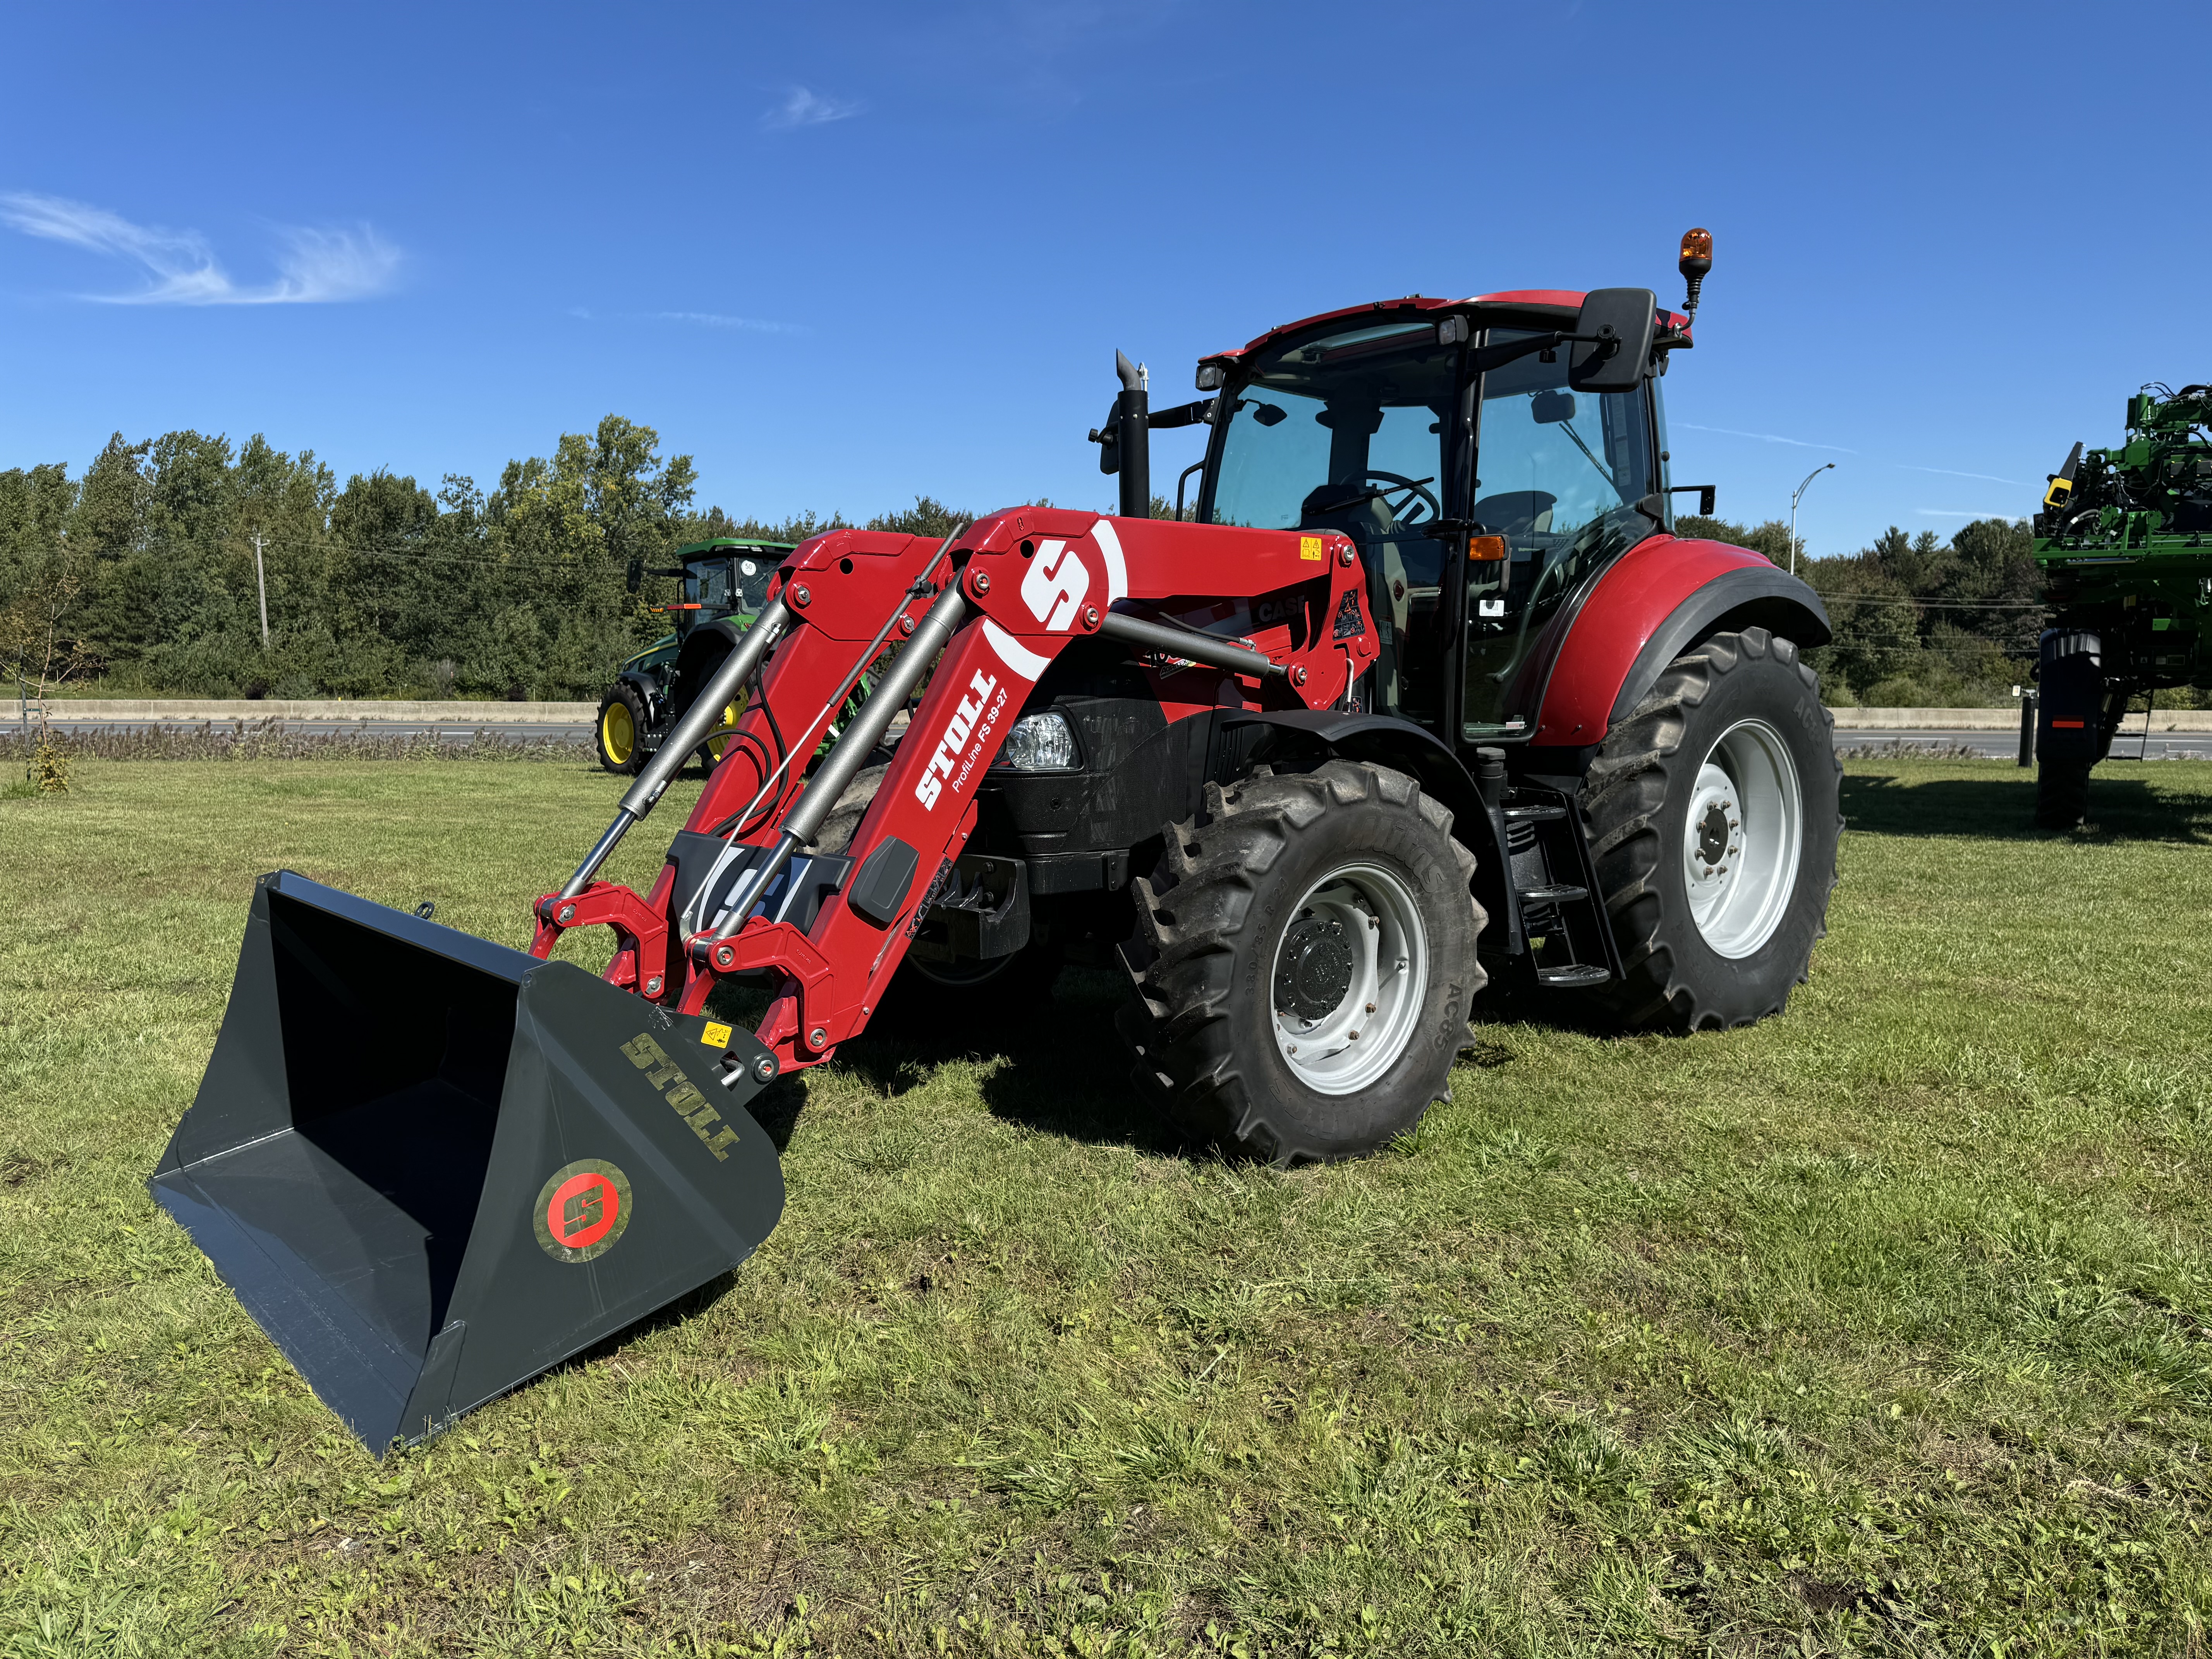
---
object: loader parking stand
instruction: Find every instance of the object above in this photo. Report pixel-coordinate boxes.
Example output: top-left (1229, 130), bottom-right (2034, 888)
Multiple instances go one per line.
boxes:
top-left (153, 229), bottom-right (1855, 1457)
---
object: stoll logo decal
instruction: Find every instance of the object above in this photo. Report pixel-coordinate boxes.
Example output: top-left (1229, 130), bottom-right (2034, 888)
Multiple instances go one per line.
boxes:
top-left (914, 668), bottom-right (999, 811)
top-left (1021, 538), bottom-right (1090, 629)
top-left (532, 1159), bottom-right (634, 1263)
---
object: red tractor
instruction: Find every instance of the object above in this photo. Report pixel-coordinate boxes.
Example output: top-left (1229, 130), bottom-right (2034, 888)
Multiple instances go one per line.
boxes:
top-left (154, 231), bottom-right (1841, 1450)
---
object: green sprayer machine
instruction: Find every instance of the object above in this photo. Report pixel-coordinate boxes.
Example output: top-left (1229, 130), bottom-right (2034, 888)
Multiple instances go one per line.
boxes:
top-left (2033, 384), bottom-right (2212, 825)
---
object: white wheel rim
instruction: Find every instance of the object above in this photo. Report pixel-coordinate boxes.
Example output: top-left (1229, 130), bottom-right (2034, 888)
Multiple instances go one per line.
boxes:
top-left (1681, 717), bottom-right (1803, 959)
top-left (1269, 860), bottom-right (1427, 1095)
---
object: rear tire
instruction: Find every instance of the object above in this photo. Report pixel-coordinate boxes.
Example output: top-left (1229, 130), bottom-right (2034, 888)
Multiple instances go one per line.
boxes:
top-left (1578, 627), bottom-right (1840, 1032)
top-left (2036, 758), bottom-right (2090, 829)
top-left (1117, 759), bottom-right (1484, 1164)
top-left (595, 684), bottom-right (648, 775)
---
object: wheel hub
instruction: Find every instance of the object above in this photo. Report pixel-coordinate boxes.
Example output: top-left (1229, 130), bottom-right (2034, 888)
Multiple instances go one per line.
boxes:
top-left (1695, 800), bottom-right (1730, 867)
top-left (1268, 866), bottom-right (1428, 1097)
top-left (1680, 719), bottom-right (1804, 960)
top-left (1275, 915), bottom-right (1355, 1021)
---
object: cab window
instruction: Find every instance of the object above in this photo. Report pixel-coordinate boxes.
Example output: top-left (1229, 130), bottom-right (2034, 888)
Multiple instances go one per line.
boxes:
top-left (1463, 334), bottom-right (1657, 737)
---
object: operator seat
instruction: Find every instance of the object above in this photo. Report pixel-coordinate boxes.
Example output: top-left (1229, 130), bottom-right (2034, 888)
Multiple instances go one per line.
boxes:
top-left (1472, 491), bottom-right (1556, 540)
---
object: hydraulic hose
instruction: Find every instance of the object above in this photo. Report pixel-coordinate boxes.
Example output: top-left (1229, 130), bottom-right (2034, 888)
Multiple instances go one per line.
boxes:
top-left (706, 580), bottom-right (970, 944)
top-left (556, 598), bottom-right (791, 902)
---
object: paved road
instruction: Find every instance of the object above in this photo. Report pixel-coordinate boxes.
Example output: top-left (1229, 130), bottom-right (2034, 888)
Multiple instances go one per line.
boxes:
top-left (32, 716), bottom-right (593, 740)
top-left (1838, 725), bottom-right (2212, 761)
top-left (31, 714), bottom-right (2212, 761)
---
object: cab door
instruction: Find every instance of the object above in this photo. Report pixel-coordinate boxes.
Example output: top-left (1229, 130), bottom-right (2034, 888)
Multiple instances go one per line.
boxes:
top-left (1461, 333), bottom-right (1662, 743)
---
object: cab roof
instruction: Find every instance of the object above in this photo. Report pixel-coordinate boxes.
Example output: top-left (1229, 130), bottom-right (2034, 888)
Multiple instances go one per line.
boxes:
top-left (1202, 290), bottom-right (1690, 370)
top-left (675, 537), bottom-right (795, 557)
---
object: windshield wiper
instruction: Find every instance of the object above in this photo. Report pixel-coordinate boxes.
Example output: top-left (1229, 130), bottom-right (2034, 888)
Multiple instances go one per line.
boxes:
top-left (1553, 419), bottom-right (1614, 489)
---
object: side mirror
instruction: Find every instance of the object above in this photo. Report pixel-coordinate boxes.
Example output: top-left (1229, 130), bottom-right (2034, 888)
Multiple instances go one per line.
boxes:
top-left (1569, 287), bottom-right (1656, 393)
top-left (1531, 390), bottom-right (1575, 425)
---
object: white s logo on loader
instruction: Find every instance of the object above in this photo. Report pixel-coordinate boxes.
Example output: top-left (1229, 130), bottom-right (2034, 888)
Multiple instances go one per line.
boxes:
top-left (1021, 539), bottom-right (1089, 631)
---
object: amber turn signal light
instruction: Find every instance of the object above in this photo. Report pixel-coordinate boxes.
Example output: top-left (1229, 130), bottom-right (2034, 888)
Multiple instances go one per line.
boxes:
top-left (1467, 535), bottom-right (1507, 562)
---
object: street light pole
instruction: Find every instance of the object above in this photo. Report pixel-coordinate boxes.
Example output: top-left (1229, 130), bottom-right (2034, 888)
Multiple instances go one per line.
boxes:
top-left (252, 532), bottom-right (270, 648)
top-left (1788, 463), bottom-right (1835, 577)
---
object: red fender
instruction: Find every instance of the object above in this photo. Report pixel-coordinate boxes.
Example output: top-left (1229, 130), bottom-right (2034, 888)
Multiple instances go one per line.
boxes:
top-left (1528, 535), bottom-right (1831, 747)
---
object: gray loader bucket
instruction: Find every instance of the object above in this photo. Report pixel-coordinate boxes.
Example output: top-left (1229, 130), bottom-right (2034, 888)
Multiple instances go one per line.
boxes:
top-left (151, 871), bottom-right (784, 1454)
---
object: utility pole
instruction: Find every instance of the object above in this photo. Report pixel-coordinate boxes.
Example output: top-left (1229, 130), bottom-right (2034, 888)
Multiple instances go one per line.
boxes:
top-left (1788, 463), bottom-right (1835, 577)
top-left (252, 532), bottom-right (270, 648)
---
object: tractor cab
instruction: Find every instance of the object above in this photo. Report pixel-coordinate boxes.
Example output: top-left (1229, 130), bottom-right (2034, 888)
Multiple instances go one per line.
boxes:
top-left (675, 541), bottom-right (784, 632)
top-left (1191, 292), bottom-right (1678, 748)
top-left (597, 538), bottom-right (795, 774)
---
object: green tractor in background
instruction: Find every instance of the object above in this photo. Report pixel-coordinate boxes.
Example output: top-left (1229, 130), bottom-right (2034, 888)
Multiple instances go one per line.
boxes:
top-left (595, 538), bottom-right (793, 775)
top-left (2032, 384), bottom-right (2212, 826)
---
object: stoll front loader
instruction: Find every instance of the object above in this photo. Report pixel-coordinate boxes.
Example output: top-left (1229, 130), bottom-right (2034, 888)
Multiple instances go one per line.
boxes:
top-left (153, 230), bottom-right (1841, 1453)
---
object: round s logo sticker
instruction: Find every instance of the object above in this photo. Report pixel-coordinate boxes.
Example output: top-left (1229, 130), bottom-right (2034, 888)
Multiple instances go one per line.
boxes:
top-left (532, 1160), bottom-right (634, 1263)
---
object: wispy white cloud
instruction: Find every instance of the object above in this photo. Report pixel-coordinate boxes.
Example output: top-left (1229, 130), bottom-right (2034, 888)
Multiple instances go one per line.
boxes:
top-left (1676, 422), bottom-right (1855, 454)
top-left (761, 86), bottom-right (863, 131)
top-left (1900, 464), bottom-right (2027, 487)
top-left (652, 310), bottom-right (807, 335)
top-left (1915, 508), bottom-right (2030, 521)
top-left (0, 191), bottom-right (398, 305)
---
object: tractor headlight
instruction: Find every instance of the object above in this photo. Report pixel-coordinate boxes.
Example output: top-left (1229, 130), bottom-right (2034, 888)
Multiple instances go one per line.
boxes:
top-left (998, 710), bottom-right (1079, 771)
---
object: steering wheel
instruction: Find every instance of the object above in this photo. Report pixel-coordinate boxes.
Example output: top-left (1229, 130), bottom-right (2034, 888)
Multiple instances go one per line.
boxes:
top-left (1357, 471), bottom-right (1441, 526)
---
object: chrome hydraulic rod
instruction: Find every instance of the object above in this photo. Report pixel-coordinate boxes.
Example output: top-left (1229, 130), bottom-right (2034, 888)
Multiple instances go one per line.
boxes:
top-left (702, 532), bottom-right (965, 862)
top-left (1097, 610), bottom-right (1284, 679)
top-left (555, 598), bottom-right (791, 902)
top-left (706, 580), bottom-right (970, 944)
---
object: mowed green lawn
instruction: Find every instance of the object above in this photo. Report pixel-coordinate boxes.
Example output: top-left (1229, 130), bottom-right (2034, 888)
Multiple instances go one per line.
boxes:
top-left (3, 757), bottom-right (2211, 1657)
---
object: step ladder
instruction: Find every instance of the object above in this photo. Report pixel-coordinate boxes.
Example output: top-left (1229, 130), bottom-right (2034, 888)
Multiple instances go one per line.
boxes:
top-left (1486, 785), bottom-right (1622, 990)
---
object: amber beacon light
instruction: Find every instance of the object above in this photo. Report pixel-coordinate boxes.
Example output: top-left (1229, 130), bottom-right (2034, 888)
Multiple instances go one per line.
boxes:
top-left (1678, 227), bottom-right (1712, 324)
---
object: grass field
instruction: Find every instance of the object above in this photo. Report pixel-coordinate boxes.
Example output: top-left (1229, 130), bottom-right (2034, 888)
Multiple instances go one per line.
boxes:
top-left (3, 756), bottom-right (2211, 1657)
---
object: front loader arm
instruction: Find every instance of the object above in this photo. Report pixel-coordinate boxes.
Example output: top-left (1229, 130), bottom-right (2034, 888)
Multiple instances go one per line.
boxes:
top-left (538, 508), bottom-right (1378, 1076)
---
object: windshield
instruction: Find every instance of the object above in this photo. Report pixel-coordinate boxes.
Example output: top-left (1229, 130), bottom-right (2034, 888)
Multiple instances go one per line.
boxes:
top-left (1208, 319), bottom-right (1454, 544)
top-left (1207, 318), bottom-right (1460, 726)
top-left (684, 553), bottom-right (778, 616)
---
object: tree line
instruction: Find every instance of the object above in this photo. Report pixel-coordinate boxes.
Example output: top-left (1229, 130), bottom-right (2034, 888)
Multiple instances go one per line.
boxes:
top-left (0, 416), bottom-right (971, 703)
top-left (1677, 513), bottom-right (2071, 708)
top-left (0, 416), bottom-right (2093, 708)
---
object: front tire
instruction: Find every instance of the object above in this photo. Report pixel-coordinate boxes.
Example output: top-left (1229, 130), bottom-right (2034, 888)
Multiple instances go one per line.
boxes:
top-left (1579, 628), bottom-right (1840, 1031)
top-left (2035, 758), bottom-right (2091, 830)
top-left (595, 683), bottom-right (648, 775)
top-left (1118, 759), bottom-right (1484, 1164)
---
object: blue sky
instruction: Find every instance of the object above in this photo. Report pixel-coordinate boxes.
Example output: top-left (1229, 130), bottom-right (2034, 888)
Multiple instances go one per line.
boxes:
top-left (4, 0), bottom-right (2206, 558)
